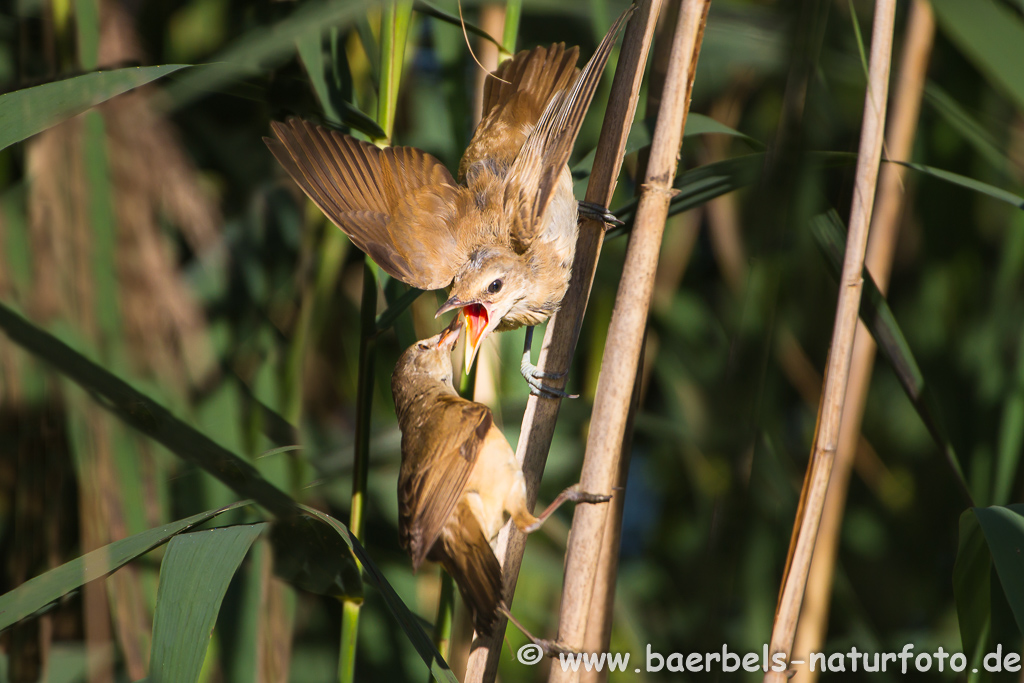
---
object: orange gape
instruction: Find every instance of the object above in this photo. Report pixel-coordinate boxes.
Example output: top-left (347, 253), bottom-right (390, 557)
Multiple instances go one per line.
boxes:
top-left (390, 316), bottom-right (610, 649)
top-left (265, 6), bottom-right (633, 398)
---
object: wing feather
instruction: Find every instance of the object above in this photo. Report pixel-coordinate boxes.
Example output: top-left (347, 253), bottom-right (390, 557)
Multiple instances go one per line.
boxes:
top-left (503, 6), bottom-right (634, 251)
top-left (397, 397), bottom-right (493, 572)
top-left (266, 119), bottom-right (466, 290)
top-left (460, 44), bottom-right (580, 181)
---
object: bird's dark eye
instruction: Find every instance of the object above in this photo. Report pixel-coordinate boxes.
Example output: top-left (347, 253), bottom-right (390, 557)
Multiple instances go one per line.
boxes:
top-left (417, 342), bottom-right (429, 350)
top-left (488, 279), bottom-right (503, 294)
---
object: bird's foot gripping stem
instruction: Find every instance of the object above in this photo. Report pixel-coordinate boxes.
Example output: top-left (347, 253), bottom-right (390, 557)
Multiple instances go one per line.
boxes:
top-left (521, 483), bottom-right (614, 534)
top-left (578, 200), bottom-right (624, 228)
top-left (521, 356), bottom-right (577, 400)
top-left (499, 605), bottom-right (575, 657)
top-left (521, 326), bottom-right (578, 399)
top-left (560, 483), bottom-right (614, 505)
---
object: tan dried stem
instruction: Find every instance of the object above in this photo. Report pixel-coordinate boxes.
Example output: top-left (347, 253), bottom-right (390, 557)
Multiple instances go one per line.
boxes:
top-left (791, 2), bottom-right (934, 679)
top-left (472, 5), bottom-right (505, 127)
top-left (549, 2), bottom-right (711, 681)
top-left (763, 0), bottom-right (898, 679)
top-left (582, 8), bottom-right (697, 674)
top-left (462, 3), bottom-right (663, 681)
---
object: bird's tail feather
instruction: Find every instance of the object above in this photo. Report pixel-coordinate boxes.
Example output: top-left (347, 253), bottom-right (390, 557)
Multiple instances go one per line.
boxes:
top-left (438, 504), bottom-right (505, 637)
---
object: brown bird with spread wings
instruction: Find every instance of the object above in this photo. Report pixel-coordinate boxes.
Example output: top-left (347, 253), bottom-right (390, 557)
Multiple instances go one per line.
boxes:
top-left (392, 317), bottom-right (610, 640)
top-left (265, 7), bottom-right (632, 397)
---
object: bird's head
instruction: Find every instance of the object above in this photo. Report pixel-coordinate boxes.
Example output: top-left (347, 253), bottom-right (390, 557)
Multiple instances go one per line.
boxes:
top-left (392, 317), bottom-right (462, 404)
top-left (435, 247), bottom-right (527, 374)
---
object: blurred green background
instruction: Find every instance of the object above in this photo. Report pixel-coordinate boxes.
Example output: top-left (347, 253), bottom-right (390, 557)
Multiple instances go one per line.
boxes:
top-left (1, 0), bottom-right (1023, 681)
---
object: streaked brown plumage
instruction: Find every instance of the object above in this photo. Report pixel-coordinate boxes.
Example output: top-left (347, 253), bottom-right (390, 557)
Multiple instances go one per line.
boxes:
top-left (266, 7), bottom-right (633, 396)
top-left (391, 318), bottom-right (610, 637)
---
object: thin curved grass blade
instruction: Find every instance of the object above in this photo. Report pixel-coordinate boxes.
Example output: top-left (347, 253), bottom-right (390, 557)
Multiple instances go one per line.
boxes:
top-left (893, 161), bottom-right (1024, 210)
top-left (414, 1), bottom-right (504, 50)
top-left (299, 506), bottom-right (459, 683)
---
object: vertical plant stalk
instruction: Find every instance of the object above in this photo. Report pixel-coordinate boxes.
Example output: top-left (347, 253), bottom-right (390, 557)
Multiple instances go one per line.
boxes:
top-left (549, 4), bottom-right (710, 681)
top-left (462, 3), bottom-right (663, 681)
top-left (376, 0), bottom-right (414, 144)
top-left (500, 0), bottom-right (521, 53)
top-left (339, 258), bottom-right (379, 683)
top-left (340, 4), bottom-right (413, 682)
top-left (580, 338), bottom-right (646, 683)
top-left (472, 6), bottom-right (505, 127)
top-left (428, 569), bottom-right (456, 682)
top-left (763, 0), bottom-right (898, 680)
top-left (791, 2), bottom-right (934, 680)
top-left (579, 7), bottom-right (679, 673)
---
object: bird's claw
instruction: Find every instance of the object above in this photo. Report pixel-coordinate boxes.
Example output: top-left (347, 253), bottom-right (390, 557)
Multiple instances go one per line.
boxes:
top-left (570, 491), bottom-right (613, 505)
top-left (578, 200), bottom-right (624, 227)
top-left (564, 483), bottom-right (613, 505)
top-left (533, 638), bottom-right (575, 657)
top-left (521, 360), bottom-right (577, 399)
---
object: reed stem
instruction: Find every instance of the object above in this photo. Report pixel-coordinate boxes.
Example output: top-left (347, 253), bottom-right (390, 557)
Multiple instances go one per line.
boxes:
top-left (763, 0), bottom-right (898, 679)
top-left (462, 3), bottom-right (663, 681)
top-left (548, 2), bottom-right (710, 679)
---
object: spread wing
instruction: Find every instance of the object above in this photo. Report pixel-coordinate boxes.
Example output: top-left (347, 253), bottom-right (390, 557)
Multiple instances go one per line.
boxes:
top-left (265, 119), bottom-right (466, 290)
top-left (434, 504), bottom-right (504, 636)
top-left (459, 43), bottom-right (579, 181)
top-left (502, 6), bottom-right (634, 251)
top-left (397, 396), bottom-right (493, 571)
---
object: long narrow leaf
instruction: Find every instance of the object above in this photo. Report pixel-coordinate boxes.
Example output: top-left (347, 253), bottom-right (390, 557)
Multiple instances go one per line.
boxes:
top-left (0, 66), bottom-right (189, 151)
top-left (0, 501), bottom-right (251, 631)
top-left (610, 152), bottom-right (766, 236)
top-left (0, 302), bottom-right (364, 599)
top-left (930, 0), bottom-right (1024, 112)
top-left (0, 303), bottom-right (301, 519)
top-left (893, 160), bottom-right (1024, 210)
top-left (149, 524), bottom-right (266, 683)
top-left (810, 210), bottom-right (972, 502)
top-left (955, 505), bottom-right (1024, 675)
top-left (166, 0), bottom-right (374, 108)
top-left (924, 83), bottom-right (1016, 175)
top-left (973, 505), bottom-right (1024, 637)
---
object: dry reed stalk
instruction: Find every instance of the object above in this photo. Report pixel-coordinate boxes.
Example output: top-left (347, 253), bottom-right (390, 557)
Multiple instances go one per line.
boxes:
top-left (549, 2), bottom-right (711, 681)
top-left (581, 10), bottom-right (699, 673)
top-left (473, 5), bottom-right (505, 126)
top-left (579, 338), bottom-right (646, 683)
top-left (791, 2), bottom-right (934, 679)
top-left (462, 3), bottom-right (663, 681)
top-left (762, 0), bottom-right (898, 679)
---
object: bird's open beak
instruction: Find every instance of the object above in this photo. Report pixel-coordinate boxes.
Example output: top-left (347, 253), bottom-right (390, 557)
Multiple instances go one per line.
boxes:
top-left (461, 303), bottom-right (492, 375)
top-left (435, 295), bottom-right (463, 318)
top-left (436, 296), bottom-right (496, 375)
top-left (437, 316), bottom-right (463, 350)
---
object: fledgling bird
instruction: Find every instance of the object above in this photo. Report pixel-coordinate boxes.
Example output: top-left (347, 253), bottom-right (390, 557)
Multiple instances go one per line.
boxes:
top-left (265, 6), bottom-right (633, 397)
top-left (391, 317), bottom-right (611, 640)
